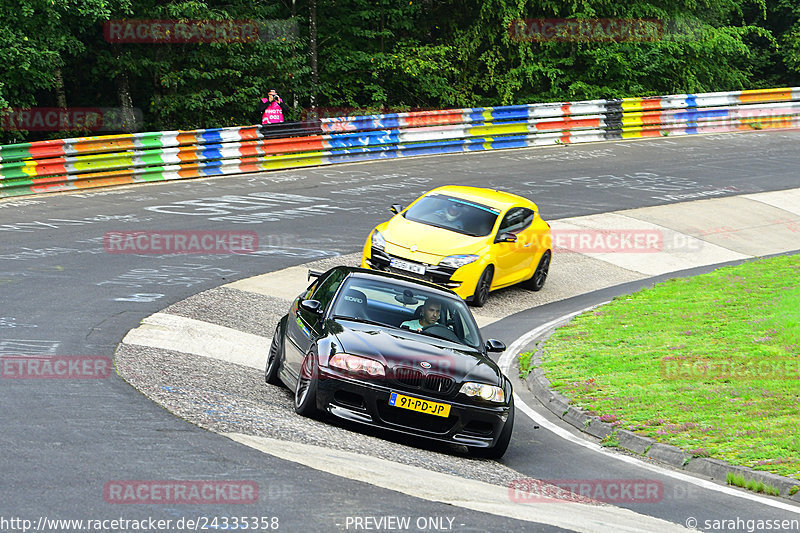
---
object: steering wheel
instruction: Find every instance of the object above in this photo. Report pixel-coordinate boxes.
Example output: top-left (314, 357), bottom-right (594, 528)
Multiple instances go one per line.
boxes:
top-left (421, 324), bottom-right (461, 343)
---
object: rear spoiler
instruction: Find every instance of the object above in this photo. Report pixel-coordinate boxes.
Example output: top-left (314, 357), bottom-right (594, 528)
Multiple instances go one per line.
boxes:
top-left (308, 269), bottom-right (323, 281)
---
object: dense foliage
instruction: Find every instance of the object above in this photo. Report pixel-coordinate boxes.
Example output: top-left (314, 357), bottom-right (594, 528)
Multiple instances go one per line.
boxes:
top-left (1, 0), bottom-right (798, 142)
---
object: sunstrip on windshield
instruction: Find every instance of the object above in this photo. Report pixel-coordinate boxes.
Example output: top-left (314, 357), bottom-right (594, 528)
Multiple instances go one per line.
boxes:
top-left (432, 194), bottom-right (500, 214)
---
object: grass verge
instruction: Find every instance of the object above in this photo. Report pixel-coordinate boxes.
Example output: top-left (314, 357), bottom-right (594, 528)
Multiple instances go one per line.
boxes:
top-left (726, 472), bottom-right (781, 496)
top-left (520, 254), bottom-right (800, 479)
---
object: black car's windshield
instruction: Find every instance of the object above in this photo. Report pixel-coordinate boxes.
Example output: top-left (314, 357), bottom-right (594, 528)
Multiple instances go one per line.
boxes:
top-left (331, 277), bottom-right (482, 349)
top-left (403, 194), bottom-right (499, 237)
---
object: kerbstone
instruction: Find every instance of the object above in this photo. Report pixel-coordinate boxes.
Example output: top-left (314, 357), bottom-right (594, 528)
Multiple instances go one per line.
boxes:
top-left (646, 443), bottom-right (691, 468)
top-left (616, 430), bottom-right (655, 455)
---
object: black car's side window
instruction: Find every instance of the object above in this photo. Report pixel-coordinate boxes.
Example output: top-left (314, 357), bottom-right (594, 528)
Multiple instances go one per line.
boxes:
top-left (302, 280), bottom-right (318, 300)
top-left (498, 207), bottom-right (534, 235)
top-left (311, 269), bottom-right (346, 311)
top-left (297, 269), bottom-right (345, 328)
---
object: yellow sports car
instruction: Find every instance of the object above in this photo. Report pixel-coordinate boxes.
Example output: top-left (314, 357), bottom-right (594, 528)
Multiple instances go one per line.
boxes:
top-left (361, 186), bottom-right (552, 307)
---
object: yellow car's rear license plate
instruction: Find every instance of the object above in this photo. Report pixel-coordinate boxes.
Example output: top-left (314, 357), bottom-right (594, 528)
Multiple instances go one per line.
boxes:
top-left (389, 392), bottom-right (450, 417)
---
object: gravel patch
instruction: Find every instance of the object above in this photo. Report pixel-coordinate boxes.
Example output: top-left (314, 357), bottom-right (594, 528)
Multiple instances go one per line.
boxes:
top-left (163, 286), bottom-right (291, 337)
top-left (436, 252), bottom-right (646, 318)
top-left (115, 342), bottom-right (528, 489)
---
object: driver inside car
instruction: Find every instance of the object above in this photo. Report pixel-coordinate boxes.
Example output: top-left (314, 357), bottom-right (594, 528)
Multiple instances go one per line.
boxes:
top-left (401, 298), bottom-right (442, 332)
top-left (436, 202), bottom-right (466, 230)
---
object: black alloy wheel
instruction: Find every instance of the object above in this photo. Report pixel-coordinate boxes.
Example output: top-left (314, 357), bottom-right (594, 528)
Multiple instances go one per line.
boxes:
top-left (294, 353), bottom-right (319, 416)
top-left (523, 251), bottom-right (550, 292)
top-left (470, 266), bottom-right (493, 307)
top-left (265, 323), bottom-right (283, 385)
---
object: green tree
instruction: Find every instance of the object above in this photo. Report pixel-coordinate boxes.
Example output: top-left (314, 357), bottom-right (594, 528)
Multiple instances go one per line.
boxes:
top-left (421, 0), bottom-right (780, 105)
top-left (309, 0), bottom-right (461, 110)
top-left (0, 0), bottom-right (128, 142)
top-left (0, 0), bottom-right (798, 143)
top-left (84, 0), bottom-right (307, 131)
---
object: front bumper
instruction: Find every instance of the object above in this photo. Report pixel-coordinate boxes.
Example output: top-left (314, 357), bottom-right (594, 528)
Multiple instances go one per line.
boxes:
top-left (362, 247), bottom-right (483, 300)
top-left (315, 367), bottom-right (511, 448)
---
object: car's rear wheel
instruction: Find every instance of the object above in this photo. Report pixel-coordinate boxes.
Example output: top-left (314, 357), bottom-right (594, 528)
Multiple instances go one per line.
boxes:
top-left (522, 251), bottom-right (550, 292)
top-left (294, 353), bottom-right (319, 417)
top-left (469, 266), bottom-right (493, 307)
top-left (470, 398), bottom-right (514, 459)
top-left (264, 323), bottom-right (283, 386)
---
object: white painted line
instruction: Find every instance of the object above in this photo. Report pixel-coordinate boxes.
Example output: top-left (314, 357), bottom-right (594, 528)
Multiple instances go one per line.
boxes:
top-left (227, 264), bottom-right (314, 300)
top-left (549, 215), bottom-right (750, 276)
top-left (743, 188), bottom-right (800, 217)
top-left (224, 432), bottom-right (691, 533)
top-left (122, 313), bottom-right (268, 371)
top-left (501, 313), bottom-right (800, 514)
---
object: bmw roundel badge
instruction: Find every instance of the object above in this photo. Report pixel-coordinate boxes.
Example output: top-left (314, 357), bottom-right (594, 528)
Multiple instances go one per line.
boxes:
top-left (420, 361), bottom-right (432, 369)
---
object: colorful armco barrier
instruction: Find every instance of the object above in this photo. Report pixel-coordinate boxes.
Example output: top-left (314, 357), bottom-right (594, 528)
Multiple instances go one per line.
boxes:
top-left (1, 87), bottom-right (799, 198)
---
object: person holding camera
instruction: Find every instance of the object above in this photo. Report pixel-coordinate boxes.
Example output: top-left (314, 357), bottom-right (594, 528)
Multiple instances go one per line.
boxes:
top-left (259, 89), bottom-right (290, 125)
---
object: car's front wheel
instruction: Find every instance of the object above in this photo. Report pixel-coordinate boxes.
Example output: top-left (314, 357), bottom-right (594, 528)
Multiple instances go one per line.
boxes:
top-left (522, 251), bottom-right (550, 292)
top-left (294, 353), bottom-right (319, 417)
top-left (264, 323), bottom-right (283, 386)
top-left (470, 398), bottom-right (514, 459)
top-left (469, 266), bottom-right (493, 307)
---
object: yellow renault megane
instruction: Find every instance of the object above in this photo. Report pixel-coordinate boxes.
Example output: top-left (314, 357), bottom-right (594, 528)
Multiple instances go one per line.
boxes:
top-left (361, 186), bottom-right (552, 307)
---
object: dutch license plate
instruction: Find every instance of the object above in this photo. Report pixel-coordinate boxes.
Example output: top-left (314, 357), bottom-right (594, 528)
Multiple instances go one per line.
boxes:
top-left (389, 392), bottom-right (450, 417)
top-left (390, 258), bottom-right (426, 275)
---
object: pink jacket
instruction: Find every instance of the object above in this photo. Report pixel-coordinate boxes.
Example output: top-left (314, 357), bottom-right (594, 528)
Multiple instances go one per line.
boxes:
top-left (261, 98), bottom-right (285, 124)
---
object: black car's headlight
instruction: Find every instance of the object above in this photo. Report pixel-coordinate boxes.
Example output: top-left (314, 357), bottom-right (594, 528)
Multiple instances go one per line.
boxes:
top-left (371, 230), bottom-right (386, 251)
top-left (459, 382), bottom-right (505, 403)
top-left (330, 353), bottom-right (386, 378)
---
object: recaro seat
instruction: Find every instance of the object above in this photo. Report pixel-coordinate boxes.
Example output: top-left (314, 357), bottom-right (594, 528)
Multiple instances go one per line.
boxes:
top-left (337, 289), bottom-right (369, 320)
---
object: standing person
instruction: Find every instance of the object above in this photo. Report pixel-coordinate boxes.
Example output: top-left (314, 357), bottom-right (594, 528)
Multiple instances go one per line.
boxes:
top-left (259, 89), bottom-right (290, 125)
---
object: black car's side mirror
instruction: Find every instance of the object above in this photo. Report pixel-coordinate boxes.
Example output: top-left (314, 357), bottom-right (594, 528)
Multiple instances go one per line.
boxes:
top-left (495, 232), bottom-right (517, 243)
top-left (390, 204), bottom-right (403, 215)
top-left (485, 339), bottom-right (506, 353)
top-left (300, 299), bottom-right (323, 315)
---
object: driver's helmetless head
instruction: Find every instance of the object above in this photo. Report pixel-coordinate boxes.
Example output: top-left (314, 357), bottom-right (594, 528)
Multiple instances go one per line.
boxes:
top-left (421, 300), bottom-right (441, 326)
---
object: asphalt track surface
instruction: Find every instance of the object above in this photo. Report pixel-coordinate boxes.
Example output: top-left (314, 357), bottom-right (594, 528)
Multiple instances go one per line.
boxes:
top-left (2, 130), bottom-right (800, 532)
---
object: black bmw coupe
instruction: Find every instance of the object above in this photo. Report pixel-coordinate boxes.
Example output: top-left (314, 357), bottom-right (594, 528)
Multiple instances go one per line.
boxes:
top-left (265, 266), bottom-right (514, 458)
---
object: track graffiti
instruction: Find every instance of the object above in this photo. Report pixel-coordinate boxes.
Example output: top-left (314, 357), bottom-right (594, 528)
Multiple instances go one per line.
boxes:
top-left (97, 263), bottom-right (238, 290)
top-left (0, 214), bottom-right (148, 233)
top-left (0, 339), bottom-right (60, 355)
